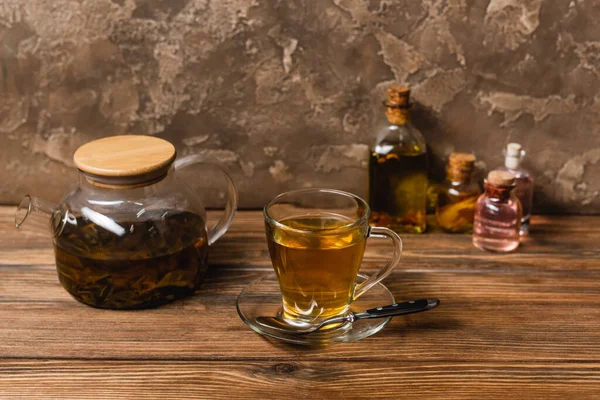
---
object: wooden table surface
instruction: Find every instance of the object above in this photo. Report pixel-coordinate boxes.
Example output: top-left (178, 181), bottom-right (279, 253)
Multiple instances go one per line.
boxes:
top-left (1, 207), bottom-right (599, 399)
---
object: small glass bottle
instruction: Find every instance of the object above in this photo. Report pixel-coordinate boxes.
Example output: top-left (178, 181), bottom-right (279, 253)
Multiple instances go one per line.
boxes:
top-left (473, 170), bottom-right (522, 253)
top-left (497, 143), bottom-right (534, 235)
top-left (368, 86), bottom-right (428, 233)
top-left (436, 153), bottom-right (481, 233)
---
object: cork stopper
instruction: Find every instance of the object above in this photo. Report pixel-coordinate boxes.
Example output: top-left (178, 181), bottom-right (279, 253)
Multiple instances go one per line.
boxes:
top-left (445, 152), bottom-right (476, 183)
top-left (487, 170), bottom-right (516, 187)
top-left (505, 142), bottom-right (525, 169)
top-left (448, 152), bottom-right (476, 172)
top-left (506, 143), bottom-right (523, 157)
top-left (385, 86), bottom-right (410, 125)
top-left (386, 86), bottom-right (410, 107)
top-left (74, 135), bottom-right (176, 187)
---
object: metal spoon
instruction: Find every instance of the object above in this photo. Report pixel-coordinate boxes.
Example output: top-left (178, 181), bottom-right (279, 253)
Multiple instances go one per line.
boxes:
top-left (255, 298), bottom-right (440, 335)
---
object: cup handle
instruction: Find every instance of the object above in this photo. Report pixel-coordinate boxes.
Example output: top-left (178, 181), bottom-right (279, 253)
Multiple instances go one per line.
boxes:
top-left (174, 155), bottom-right (239, 246)
top-left (353, 226), bottom-right (402, 301)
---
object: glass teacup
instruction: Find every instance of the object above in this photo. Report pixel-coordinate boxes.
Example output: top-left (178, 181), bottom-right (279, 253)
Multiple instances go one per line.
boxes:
top-left (264, 189), bottom-right (402, 327)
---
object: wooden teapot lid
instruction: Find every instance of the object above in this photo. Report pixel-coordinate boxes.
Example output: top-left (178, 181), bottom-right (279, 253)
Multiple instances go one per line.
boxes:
top-left (74, 135), bottom-right (176, 185)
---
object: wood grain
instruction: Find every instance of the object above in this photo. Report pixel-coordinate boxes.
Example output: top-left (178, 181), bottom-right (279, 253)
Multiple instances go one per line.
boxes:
top-left (0, 266), bottom-right (599, 362)
top-left (73, 135), bottom-right (176, 177)
top-left (3, 209), bottom-right (599, 269)
top-left (1, 206), bottom-right (600, 398)
top-left (1, 360), bottom-right (599, 399)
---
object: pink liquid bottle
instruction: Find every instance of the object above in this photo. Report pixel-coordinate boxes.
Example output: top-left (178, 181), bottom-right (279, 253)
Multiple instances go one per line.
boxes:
top-left (473, 171), bottom-right (522, 253)
top-left (497, 143), bottom-right (534, 235)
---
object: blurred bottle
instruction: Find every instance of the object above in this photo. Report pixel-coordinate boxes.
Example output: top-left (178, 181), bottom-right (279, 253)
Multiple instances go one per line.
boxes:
top-left (497, 143), bottom-right (534, 235)
top-left (436, 153), bottom-right (481, 233)
top-left (426, 183), bottom-right (442, 215)
top-left (473, 170), bottom-right (522, 253)
top-left (368, 86), bottom-right (428, 233)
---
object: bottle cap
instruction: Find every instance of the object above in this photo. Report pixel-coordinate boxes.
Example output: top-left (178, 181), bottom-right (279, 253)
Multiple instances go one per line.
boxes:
top-left (487, 170), bottom-right (516, 187)
top-left (74, 135), bottom-right (176, 186)
top-left (448, 152), bottom-right (476, 172)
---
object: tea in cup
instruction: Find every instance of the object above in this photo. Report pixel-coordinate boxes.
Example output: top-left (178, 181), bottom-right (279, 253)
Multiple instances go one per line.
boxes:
top-left (264, 189), bottom-right (402, 326)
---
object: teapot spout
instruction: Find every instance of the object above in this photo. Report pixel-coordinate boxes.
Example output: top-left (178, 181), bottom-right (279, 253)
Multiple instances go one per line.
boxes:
top-left (15, 195), bottom-right (69, 237)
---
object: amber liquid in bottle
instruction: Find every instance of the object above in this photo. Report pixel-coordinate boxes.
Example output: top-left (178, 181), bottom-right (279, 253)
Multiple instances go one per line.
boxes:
top-left (54, 211), bottom-right (209, 309)
top-left (436, 153), bottom-right (482, 233)
top-left (368, 86), bottom-right (428, 233)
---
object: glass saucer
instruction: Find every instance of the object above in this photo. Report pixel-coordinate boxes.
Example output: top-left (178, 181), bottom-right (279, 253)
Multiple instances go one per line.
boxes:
top-left (236, 273), bottom-right (395, 346)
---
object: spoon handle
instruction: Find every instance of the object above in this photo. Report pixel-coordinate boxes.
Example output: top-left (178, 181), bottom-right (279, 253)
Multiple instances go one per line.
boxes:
top-left (353, 299), bottom-right (439, 320)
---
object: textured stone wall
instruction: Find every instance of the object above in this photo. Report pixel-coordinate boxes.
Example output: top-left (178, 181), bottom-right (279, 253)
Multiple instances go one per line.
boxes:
top-left (1, 0), bottom-right (599, 213)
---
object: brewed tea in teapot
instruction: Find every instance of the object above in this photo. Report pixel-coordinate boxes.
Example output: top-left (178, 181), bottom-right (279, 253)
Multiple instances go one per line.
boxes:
top-left (15, 135), bottom-right (237, 309)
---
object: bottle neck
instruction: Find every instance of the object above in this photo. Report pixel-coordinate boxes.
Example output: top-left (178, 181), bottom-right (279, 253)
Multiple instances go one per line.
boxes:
top-left (484, 182), bottom-right (514, 202)
top-left (385, 106), bottom-right (409, 126)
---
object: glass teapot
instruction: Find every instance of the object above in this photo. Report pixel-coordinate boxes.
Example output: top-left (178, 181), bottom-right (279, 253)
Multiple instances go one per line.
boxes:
top-left (15, 135), bottom-right (238, 309)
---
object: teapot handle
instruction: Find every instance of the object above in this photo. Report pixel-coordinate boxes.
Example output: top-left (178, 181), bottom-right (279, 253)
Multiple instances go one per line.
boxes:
top-left (174, 155), bottom-right (238, 245)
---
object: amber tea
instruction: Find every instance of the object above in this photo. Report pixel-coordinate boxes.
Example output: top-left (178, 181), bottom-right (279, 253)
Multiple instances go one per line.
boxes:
top-left (266, 214), bottom-right (367, 322)
top-left (264, 189), bottom-right (403, 329)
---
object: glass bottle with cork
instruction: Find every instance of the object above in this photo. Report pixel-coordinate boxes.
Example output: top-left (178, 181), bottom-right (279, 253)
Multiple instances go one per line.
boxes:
top-left (496, 143), bottom-right (534, 235)
top-left (368, 86), bottom-right (428, 233)
top-left (436, 152), bottom-right (481, 233)
top-left (473, 170), bottom-right (522, 253)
